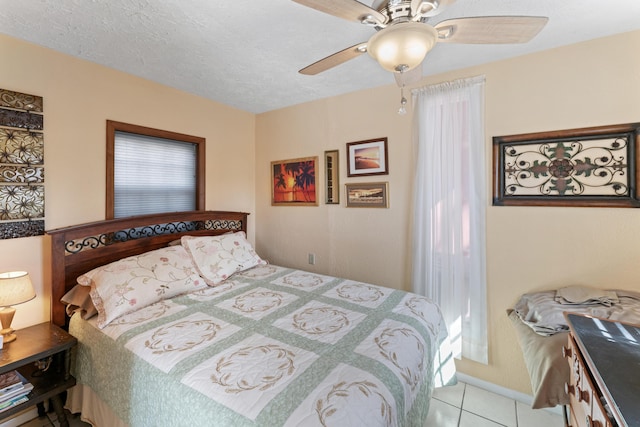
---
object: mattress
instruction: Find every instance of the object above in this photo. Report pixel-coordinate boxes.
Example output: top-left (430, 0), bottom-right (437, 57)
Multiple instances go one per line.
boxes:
top-left (68, 264), bottom-right (456, 426)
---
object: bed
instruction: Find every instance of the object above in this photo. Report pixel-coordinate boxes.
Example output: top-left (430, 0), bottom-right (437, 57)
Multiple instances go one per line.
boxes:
top-left (47, 211), bottom-right (456, 427)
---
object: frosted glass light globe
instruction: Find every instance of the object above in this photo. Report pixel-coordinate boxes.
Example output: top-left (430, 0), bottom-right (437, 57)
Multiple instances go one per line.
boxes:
top-left (368, 22), bottom-right (438, 72)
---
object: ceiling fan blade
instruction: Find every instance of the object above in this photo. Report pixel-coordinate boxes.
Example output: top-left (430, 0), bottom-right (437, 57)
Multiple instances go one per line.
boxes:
top-left (411, 0), bottom-right (456, 18)
top-left (292, 0), bottom-right (386, 25)
top-left (394, 63), bottom-right (423, 86)
top-left (435, 16), bottom-right (548, 44)
top-left (299, 43), bottom-right (368, 75)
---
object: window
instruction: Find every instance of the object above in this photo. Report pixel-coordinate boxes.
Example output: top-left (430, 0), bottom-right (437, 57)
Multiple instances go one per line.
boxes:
top-left (106, 121), bottom-right (205, 219)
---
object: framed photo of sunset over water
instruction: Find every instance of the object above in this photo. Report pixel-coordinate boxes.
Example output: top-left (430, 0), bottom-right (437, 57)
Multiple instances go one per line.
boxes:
top-left (271, 156), bottom-right (318, 206)
top-left (347, 137), bottom-right (388, 177)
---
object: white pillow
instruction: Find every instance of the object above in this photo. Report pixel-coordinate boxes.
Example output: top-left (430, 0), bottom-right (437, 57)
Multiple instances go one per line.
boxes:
top-left (181, 232), bottom-right (266, 286)
top-left (77, 245), bottom-right (207, 328)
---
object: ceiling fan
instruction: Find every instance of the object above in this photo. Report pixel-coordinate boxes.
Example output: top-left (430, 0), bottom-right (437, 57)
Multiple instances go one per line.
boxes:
top-left (294, 0), bottom-right (548, 85)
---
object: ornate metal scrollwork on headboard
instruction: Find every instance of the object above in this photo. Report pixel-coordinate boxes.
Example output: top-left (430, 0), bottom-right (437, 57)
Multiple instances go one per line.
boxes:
top-left (63, 219), bottom-right (243, 255)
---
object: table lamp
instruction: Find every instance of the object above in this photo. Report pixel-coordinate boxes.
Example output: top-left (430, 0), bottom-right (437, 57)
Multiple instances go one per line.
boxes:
top-left (0, 271), bottom-right (36, 343)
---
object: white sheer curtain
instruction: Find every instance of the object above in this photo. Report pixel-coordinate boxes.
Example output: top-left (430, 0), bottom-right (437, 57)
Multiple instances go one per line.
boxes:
top-left (411, 75), bottom-right (488, 364)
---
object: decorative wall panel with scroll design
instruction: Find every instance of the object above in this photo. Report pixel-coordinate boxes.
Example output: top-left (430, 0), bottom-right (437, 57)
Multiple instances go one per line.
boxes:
top-left (493, 123), bottom-right (640, 207)
top-left (0, 89), bottom-right (45, 239)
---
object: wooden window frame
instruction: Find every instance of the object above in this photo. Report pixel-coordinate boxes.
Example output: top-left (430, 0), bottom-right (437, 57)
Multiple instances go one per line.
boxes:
top-left (106, 120), bottom-right (205, 219)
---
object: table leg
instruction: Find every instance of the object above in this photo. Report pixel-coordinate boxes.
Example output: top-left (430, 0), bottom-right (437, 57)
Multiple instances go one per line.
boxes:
top-left (50, 394), bottom-right (69, 427)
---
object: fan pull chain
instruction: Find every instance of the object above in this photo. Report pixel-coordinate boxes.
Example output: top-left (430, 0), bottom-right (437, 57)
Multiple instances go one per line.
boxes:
top-left (398, 85), bottom-right (407, 115)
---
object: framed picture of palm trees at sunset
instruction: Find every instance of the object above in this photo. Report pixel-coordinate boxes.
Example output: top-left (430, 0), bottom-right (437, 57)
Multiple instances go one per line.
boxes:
top-left (347, 137), bottom-right (388, 177)
top-left (271, 156), bottom-right (318, 206)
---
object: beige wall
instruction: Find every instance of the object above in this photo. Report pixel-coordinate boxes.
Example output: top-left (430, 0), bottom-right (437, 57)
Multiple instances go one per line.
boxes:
top-left (0, 34), bottom-right (256, 329)
top-left (256, 30), bottom-right (640, 394)
top-left (255, 88), bottom-right (415, 287)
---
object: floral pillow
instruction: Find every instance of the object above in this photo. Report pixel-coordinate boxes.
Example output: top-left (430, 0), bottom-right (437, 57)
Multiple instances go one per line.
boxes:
top-left (77, 245), bottom-right (207, 328)
top-left (181, 232), bottom-right (267, 286)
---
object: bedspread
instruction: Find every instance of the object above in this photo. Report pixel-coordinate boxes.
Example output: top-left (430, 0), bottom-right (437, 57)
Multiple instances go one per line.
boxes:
top-left (68, 265), bottom-right (455, 426)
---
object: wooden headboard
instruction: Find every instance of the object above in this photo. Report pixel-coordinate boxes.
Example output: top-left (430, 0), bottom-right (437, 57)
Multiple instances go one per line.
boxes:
top-left (46, 210), bottom-right (249, 327)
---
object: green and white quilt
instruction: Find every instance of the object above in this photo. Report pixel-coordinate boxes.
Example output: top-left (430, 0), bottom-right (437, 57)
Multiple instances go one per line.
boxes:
top-left (69, 265), bottom-right (454, 426)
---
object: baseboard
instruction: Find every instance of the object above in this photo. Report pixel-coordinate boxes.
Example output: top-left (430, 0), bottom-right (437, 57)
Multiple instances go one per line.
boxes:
top-left (455, 372), bottom-right (564, 416)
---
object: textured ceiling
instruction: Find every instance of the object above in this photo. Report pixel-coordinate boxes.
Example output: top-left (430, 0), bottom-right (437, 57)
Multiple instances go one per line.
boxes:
top-left (1, 0), bottom-right (640, 114)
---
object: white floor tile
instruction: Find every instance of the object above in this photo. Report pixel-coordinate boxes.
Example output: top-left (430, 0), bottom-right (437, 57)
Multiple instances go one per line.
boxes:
top-left (432, 381), bottom-right (466, 408)
top-left (516, 402), bottom-right (565, 427)
top-left (458, 410), bottom-right (506, 427)
top-left (462, 384), bottom-right (517, 427)
top-left (425, 398), bottom-right (461, 427)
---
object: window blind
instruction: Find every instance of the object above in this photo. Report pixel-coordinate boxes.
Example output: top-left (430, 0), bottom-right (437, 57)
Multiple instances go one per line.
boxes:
top-left (114, 131), bottom-right (197, 218)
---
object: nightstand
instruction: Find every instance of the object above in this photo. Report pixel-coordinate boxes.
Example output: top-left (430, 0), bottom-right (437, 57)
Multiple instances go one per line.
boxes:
top-left (0, 322), bottom-right (76, 426)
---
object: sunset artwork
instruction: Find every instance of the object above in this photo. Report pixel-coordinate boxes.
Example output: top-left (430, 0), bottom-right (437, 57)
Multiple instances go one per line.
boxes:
top-left (345, 182), bottom-right (389, 208)
top-left (347, 138), bottom-right (388, 177)
top-left (353, 146), bottom-right (380, 170)
top-left (271, 157), bottom-right (318, 206)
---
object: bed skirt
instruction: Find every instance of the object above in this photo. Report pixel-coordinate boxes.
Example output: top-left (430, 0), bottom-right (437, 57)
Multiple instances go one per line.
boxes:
top-left (67, 384), bottom-right (126, 427)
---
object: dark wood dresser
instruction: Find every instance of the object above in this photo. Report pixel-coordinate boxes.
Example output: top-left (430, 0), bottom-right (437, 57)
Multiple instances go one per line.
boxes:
top-left (564, 313), bottom-right (640, 427)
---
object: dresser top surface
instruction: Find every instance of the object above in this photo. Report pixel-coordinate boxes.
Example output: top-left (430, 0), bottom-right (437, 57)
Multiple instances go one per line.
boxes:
top-left (567, 313), bottom-right (640, 427)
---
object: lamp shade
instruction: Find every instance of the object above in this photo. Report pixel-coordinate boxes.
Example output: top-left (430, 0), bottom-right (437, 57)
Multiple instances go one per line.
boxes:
top-left (0, 271), bottom-right (36, 307)
top-left (367, 22), bottom-right (438, 73)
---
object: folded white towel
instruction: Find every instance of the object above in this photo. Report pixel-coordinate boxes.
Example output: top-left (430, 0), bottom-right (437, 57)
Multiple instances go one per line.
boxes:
top-left (555, 285), bottom-right (618, 306)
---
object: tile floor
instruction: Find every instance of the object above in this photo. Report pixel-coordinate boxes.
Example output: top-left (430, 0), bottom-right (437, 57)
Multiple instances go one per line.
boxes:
top-left (427, 381), bottom-right (565, 427)
top-left (16, 381), bottom-right (565, 427)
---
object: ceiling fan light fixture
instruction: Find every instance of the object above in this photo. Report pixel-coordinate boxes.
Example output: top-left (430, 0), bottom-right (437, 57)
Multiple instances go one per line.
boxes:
top-left (367, 22), bottom-right (438, 73)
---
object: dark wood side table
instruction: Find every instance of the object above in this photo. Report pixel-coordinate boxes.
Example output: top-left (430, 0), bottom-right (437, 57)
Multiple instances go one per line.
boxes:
top-left (0, 322), bottom-right (76, 426)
